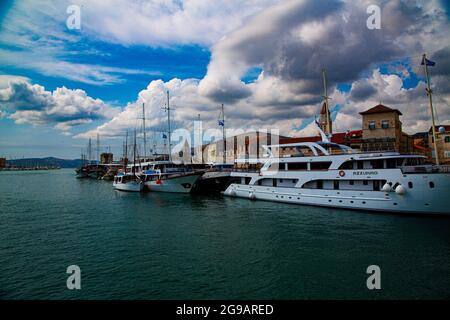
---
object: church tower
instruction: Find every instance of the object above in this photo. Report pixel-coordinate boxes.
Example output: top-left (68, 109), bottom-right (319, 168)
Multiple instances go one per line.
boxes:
top-left (319, 102), bottom-right (332, 134)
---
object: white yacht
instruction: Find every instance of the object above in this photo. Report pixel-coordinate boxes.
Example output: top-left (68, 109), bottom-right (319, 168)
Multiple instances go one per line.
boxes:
top-left (139, 161), bottom-right (204, 193)
top-left (223, 140), bottom-right (450, 215)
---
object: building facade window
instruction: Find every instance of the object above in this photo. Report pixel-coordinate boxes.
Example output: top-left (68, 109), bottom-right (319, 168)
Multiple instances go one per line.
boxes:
top-left (445, 136), bottom-right (450, 143)
top-left (381, 120), bottom-right (389, 129)
top-left (369, 121), bottom-right (376, 130)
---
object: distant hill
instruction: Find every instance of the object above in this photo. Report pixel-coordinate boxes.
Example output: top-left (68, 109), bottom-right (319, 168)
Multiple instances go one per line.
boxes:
top-left (7, 157), bottom-right (83, 168)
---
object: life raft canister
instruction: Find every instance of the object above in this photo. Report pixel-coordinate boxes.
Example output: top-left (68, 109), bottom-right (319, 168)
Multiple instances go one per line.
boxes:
top-left (339, 170), bottom-right (345, 177)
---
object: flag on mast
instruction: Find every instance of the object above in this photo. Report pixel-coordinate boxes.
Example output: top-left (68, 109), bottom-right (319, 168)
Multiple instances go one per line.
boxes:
top-left (421, 56), bottom-right (436, 66)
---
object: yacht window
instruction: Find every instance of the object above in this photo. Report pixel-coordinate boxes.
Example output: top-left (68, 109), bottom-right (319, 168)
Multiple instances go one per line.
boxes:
top-left (288, 162), bottom-right (308, 170)
top-left (371, 160), bottom-right (384, 169)
top-left (310, 162), bottom-right (332, 170)
top-left (408, 182), bottom-right (413, 189)
top-left (339, 161), bottom-right (353, 170)
top-left (245, 177), bottom-right (252, 185)
top-left (317, 180), bottom-right (323, 189)
top-left (349, 180), bottom-right (354, 185)
top-left (333, 180), bottom-right (340, 190)
top-left (273, 179), bottom-right (277, 187)
top-left (363, 180), bottom-right (369, 185)
top-left (386, 159), bottom-right (397, 169)
top-left (373, 180), bottom-right (380, 191)
top-left (357, 161), bottom-right (364, 169)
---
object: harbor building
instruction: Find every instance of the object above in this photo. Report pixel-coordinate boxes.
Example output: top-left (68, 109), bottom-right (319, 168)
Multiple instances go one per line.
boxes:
top-left (0, 157), bottom-right (6, 168)
top-left (200, 131), bottom-right (286, 165)
top-left (100, 152), bottom-right (113, 164)
top-left (429, 125), bottom-right (450, 164)
top-left (359, 104), bottom-right (413, 153)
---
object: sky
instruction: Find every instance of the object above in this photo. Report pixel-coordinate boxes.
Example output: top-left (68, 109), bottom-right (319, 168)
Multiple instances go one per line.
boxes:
top-left (0, 0), bottom-right (449, 159)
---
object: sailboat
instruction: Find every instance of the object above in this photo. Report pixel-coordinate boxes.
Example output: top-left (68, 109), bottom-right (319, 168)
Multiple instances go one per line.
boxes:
top-left (139, 91), bottom-right (205, 193)
top-left (193, 104), bottom-right (238, 194)
top-left (113, 130), bottom-right (144, 192)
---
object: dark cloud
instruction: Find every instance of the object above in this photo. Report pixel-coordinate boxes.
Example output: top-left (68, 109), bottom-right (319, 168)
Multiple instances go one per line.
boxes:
top-left (201, 0), bottom-right (449, 106)
top-left (349, 82), bottom-right (377, 101)
top-left (1, 81), bottom-right (50, 111)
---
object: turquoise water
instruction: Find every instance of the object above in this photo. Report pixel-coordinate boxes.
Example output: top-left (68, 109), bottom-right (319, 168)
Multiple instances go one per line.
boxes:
top-left (0, 169), bottom-right (449, 299)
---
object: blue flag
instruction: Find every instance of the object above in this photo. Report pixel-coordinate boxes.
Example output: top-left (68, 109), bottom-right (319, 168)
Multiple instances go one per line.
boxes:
top-left (218, 120), bottom-right (224, 127)
top-left (421, 56), bottom-right (436, 66)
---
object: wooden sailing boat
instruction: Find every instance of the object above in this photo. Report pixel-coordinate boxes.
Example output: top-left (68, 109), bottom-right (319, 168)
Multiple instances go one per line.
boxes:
top-left (113, 130), bottom-right (144, 192)
top-left (140, 90), bottom-right (205, 193)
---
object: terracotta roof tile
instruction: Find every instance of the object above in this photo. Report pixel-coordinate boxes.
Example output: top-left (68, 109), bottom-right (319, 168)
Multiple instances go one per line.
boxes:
top-left (359, 104), bottom-right (402, 116)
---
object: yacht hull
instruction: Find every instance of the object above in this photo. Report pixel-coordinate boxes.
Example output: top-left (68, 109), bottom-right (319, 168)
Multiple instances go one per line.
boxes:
top-left (224, 172), bottom-right (450, 215)
top-left (113, 181), bottom-right (144, 192)
top-left (145, 173), bottom-right (202, 193)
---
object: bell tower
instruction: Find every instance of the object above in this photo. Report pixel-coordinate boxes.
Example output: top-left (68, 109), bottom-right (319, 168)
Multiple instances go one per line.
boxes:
top-left (319, 102), bottom-right (332, 134)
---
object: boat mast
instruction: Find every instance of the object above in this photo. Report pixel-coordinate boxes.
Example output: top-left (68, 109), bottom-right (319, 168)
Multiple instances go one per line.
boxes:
top-left (124, 131), bottom-right (128, 172)
top-left (96, 133), bottom-right (100, 166)
top-left (142, 102), bottom-right (147, 162)
top-left (88, 138), bottom-right (92, 165)
top-left (198, 113), bottom-right (203, 164)
top-left (423, 53), bottom-right (440, 165)
top-left (221, 103), bottom-right (226, 164)
top-left (162, 90), bottom-right (172, 162)
top-left (133, 129), bottom-right (137, 174)
top-left (322, 69), bottom-right (332, 137)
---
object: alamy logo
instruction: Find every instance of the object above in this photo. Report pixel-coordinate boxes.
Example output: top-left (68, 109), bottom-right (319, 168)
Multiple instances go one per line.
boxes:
top-left (66, 265), bottom-right (81, 290)
top-left (366, 265), bottom-right (381, 290)
top-left (66, 5), bottom-right (81, 30)
top-left (366, 5), bottom-right (381, 30)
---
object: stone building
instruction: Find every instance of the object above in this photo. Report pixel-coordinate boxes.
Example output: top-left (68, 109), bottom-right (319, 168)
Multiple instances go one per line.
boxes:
top-left (359, 104), bottom-right (413, 153)
top-left (100, 153), bottom-right (113, 164)
top-left (201, 131), bottom-right (285, 164)
top-left (319, 102), bottom-right (332, 134)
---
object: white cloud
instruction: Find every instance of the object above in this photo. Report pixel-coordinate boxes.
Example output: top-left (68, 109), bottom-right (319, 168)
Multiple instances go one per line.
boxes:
top-left (77, 0), bottom-right (279, 46)
top-left (335, 69), bottom-right (450, 134)
top-left (0, 77), bottom-right (120, 131)
top-left (2, 0), bottom-right (450, 140)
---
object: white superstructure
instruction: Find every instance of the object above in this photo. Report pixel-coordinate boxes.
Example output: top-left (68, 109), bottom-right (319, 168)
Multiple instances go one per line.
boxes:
top-left (224, 141), bottom-right (450, 215)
